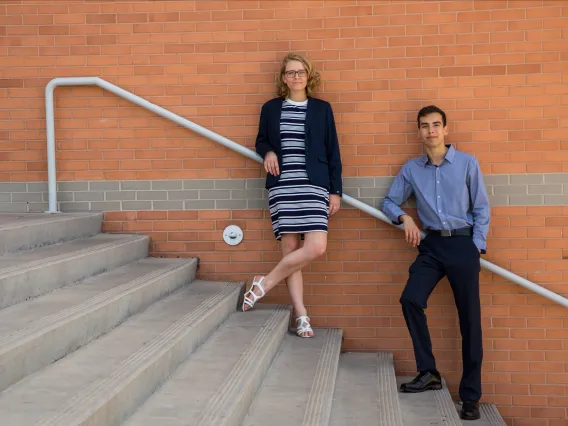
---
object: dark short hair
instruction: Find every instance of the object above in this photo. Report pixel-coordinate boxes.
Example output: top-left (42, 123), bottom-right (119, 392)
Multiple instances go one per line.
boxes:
top-left (417, 105), bottom-right (447, 128)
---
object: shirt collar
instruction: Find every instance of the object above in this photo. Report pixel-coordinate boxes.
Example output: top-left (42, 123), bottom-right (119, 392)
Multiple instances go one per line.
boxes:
top-left (419, 144), bottom-right (455, 167)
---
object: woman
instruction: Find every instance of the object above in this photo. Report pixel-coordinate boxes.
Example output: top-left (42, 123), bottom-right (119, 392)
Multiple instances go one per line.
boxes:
top-left (242, 53), bottom-right (343, 338)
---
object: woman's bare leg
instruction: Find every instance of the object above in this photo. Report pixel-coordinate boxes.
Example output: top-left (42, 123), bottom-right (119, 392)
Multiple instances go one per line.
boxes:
top-left (243, 231), bottom-right (327, 313)
top-left (280, 234), bottom-right (313, 337)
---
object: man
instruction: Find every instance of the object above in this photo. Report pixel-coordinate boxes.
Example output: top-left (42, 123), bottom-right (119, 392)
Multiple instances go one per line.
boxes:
top-left (382, 105), bottom-right (490, 421)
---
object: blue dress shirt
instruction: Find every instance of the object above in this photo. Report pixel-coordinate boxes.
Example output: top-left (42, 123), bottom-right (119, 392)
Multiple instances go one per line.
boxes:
top-left (382, 145), bottom-right (490, 252)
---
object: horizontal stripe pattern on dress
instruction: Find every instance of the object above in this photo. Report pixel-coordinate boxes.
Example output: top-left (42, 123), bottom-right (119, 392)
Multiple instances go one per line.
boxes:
top-left (268, 99), bottom-right (329, 240)
top-left (279, 101), bottom-right (309, 182)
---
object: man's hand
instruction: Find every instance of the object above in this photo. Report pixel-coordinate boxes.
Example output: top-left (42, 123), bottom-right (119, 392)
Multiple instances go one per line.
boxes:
top-left (400, 215), bottom-right (421, 247)
top-left (329, 194), bottom-right (341, 216)
top-left (263, 151), bottom-right (279, 176)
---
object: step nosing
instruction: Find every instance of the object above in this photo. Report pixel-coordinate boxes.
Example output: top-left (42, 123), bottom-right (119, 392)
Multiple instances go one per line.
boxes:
top-left (481, 404), bottom-right (507, 425)
top-left (198, 306), bottom-right (289, 410)
top-left (305, 332), bottom-right (334, 412)
top-left (0, 214), bottom-right (99, 231)
top-left (434, 380), bottom-right (462, 426)
top-left (34, 282), bottom-right (242, 426)
top-left (194, 305), bottom-right (289, 425)
top-left (302, 328), bottom-right (342, 426)
top-left (377, 352), bottom-right (404, 426)
top-left (0, 235), bottom-right (147, 278)
top-left (0, 259), bottom-right (194, 350)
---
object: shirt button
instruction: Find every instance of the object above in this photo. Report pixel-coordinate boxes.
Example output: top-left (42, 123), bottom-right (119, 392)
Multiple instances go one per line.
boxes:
top-left (437, 181), bottom-right (440, 183)
top-left (438, 210), bottom-right (441, 212)
top-left (438, 196), bottom-right (440, 198)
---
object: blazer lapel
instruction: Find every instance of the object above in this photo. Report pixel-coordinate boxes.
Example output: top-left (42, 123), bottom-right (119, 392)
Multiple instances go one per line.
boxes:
top-left (274, 98), bottom-right (282, 149)
top-left (304, 96), bottom-right (313, 135)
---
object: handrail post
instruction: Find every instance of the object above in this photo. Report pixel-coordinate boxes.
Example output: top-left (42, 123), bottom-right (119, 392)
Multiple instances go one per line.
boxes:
top-left (45, 80), bottom-right (58, 213)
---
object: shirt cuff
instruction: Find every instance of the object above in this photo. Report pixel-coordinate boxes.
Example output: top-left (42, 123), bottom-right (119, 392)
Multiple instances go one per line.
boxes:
top-left (473, 237), bottom-right (486, 254)
top-left (386, 207), bottom-right (407, 225)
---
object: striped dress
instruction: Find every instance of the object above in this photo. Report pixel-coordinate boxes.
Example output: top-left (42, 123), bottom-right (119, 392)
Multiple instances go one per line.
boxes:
top-left (268, 99), bottom-right (330, 241)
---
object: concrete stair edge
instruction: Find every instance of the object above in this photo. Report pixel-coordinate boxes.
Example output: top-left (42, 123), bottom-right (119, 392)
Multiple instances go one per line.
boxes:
top-left (0, 257), bottom-right (198, 393)
top-left (377, 352), bottom-right (404, 426)
top-left (480, 403), bottom-right (507, 426)
top-left (0, 213), bottom-right (103, 255)
top-left (0, 234), bottom-right (149, 309)
top-left (302, 328), bottom-right (343, 426)
top-left (35, 281), bottom-right (244, 426)
top-left (194, 304), bottom-right (291, 426)
top-left (434, 379), bottom-right (464, 426)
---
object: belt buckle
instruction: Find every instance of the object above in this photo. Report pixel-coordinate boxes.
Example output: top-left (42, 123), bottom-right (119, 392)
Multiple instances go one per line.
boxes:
top-left (441, 229), bottom-right (451, 237)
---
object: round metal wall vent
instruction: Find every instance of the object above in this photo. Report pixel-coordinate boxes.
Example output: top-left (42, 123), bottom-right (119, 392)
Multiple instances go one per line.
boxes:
top-left (223, 225), bottom-right (243, 246)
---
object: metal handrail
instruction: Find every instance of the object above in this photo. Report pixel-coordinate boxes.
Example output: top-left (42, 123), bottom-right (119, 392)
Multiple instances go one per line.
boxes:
top-left (45, 77), bottom-right (568, 308)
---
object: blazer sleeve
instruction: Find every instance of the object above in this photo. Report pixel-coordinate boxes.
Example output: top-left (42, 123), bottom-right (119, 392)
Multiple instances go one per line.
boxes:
top-left (325, 102), bottom-right (343, 196)
top-left (255, 103), bottom-right (273, 159)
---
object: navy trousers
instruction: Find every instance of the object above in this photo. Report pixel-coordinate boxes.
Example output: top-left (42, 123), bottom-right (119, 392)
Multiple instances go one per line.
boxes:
top-left (400, 232), bottom-right (483, 401)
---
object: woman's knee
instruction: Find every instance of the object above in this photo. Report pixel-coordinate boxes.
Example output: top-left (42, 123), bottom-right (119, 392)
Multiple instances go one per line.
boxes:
top-left (306, 240), bottom-right (326, 259)
top-left (281, 235), bottom-right (300, 254)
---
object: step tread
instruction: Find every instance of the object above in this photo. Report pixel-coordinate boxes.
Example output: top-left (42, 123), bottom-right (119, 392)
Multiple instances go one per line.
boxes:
top-left (0, 212), bottom-right (100, 231)
top-left (397, 376), bottom-right (462, 426)
top-left (0, 280), bottom-right (235, 425)
top-left (330, 352), bottom-right (404, 426)
top-left (0, 257), bottom-right (196, 338)
top-left (455, 402), bottom-right (507, 426)
top-left (331, 353), bottom-right (379, 426)
top-left (0, 213), bottom-right (103, 255)
top-left (242, 329), bottom-right (342, 426)
top-left (124, 305), bottom-right (289, 426)
top-left (0, 233), bottom-right (146, 274)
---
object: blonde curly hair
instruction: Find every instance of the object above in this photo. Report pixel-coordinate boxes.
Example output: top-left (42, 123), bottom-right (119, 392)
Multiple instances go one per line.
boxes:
top-left (276, 53), bottom-right (321, 98)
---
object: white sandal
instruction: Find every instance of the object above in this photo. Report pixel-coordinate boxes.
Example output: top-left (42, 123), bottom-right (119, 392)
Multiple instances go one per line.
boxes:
top-left (242, 276), bottom-right (266, 312)
top-left (296, 316), bottom-right (314, 338)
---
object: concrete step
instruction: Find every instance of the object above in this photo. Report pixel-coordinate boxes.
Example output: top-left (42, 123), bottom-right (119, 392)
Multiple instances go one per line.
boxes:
top-left (242, 328), bottom-right (342, 426)
top-left (455, 402), bottom-right (507, 426)
top-left (123, 305), bottom-right (290, 426)
top-left (0, 233), bottom-right (149, 309)
top-left (0, 212), bottom-right (102, 255)
top-left (330, 352), bottom-right (403, 426)
top-left (397, 376), bottom-right (462, 426)
top-left (0, 280), bottom-right (241, 426)
top-left (0, 257), bottom-right (197, 392)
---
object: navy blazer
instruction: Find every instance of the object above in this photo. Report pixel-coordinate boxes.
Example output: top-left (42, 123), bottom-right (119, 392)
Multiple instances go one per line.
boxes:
top-left (255, 97), bottom-right (343, 196)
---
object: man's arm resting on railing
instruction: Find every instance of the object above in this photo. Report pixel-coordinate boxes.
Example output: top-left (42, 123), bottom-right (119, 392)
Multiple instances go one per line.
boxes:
top-left (468, 157), bottom-right (490, 255)
top-left (381, 166), bottom-right (413, 225)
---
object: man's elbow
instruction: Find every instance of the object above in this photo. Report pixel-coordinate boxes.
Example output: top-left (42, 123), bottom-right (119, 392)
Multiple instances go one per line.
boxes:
top-left (381, 198), bottom-right (393, 215)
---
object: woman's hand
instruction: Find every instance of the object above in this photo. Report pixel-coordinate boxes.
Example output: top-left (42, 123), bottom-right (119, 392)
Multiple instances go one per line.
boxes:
top-left (329, 194), bottom-right (341, 216)
top-left (264, 151), bottom-right (279, 176)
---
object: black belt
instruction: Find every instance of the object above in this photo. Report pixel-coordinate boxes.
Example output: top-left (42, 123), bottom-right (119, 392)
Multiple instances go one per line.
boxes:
top-left (428, 227), bottom-right (472, 237)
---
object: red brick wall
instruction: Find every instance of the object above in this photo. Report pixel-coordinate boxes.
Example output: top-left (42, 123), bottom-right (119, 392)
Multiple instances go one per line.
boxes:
top-left (1, 0), bottom-right (568, 181)
top-left (2, 1), bottom-right (568, 424)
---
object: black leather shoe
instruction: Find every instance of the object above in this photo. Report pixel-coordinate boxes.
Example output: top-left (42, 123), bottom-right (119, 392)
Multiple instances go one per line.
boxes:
top-left (399, 371), bottom-right (442, 393)
top-left (460, 400), bottom-right (480, 420)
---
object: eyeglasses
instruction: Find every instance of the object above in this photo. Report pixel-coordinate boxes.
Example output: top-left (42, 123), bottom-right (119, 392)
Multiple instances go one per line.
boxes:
top-left (284, 70), bottom-right (307, 78)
